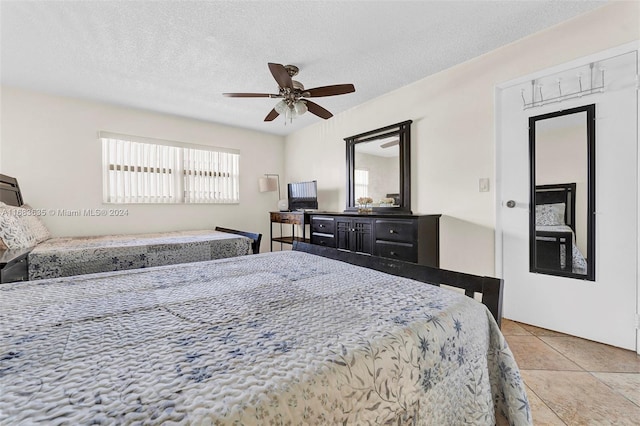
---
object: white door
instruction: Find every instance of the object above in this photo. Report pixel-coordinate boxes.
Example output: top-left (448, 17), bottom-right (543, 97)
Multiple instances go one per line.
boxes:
top-left (496, 47), bottom-right (638, 351)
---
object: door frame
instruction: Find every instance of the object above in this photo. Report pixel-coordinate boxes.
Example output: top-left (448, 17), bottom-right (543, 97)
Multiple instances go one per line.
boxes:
top-left (494, 40), bottom-right (640, 353)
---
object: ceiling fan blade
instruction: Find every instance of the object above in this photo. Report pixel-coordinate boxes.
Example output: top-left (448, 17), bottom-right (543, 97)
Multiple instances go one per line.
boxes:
top-left (223, 93), bottom-right (277, 98)
top-left (305, 84), bottom-right (355, 98)
top-left (264, 108), bottom-right (280, 122)
top-left (305, 100), bottom-right (333, 119)
top-left (380, 140), bottom-right (399, 148)
top-left (268, 63), bottom-right (293, 89)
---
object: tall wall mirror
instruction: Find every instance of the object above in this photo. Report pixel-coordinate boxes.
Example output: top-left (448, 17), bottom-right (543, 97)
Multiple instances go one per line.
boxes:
top-left (529, 104), bottom-right (595, 280)
top-left (345, 120), bottom-right (412, 213)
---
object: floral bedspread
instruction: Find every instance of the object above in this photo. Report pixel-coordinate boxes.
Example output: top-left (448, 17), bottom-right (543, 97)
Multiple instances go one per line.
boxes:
top-left (0, 251), bottom-right (531, 425)
top-left (27, 229), bottom-right (252, 280)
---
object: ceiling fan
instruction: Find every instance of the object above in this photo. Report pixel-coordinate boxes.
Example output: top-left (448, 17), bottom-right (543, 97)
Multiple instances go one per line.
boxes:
top-left (223, 63), bottom-right (355, 122)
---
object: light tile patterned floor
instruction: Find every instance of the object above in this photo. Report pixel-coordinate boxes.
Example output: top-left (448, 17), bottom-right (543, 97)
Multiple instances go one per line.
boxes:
top-left (502, 319), bottom-right (640, 425)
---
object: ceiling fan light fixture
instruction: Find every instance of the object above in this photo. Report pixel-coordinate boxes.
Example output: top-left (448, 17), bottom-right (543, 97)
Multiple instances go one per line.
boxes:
top-left (274, 100), bottom-right (288, 115)
top-left (294, 100), bottom-right (308, 116)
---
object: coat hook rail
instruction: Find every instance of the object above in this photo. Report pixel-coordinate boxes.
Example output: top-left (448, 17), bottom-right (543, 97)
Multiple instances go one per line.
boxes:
top-left (522, 63), bottom-right (605, 110)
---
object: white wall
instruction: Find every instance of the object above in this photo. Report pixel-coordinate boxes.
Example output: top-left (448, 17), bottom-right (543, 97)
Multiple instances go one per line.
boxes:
top-left (0, 87), bottom-right (285, 253)
top-left (284, 2), bottom-right (640, 276)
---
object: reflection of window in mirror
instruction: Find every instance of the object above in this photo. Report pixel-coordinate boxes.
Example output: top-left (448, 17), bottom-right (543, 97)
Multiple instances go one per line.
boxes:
top-left (354, 169), bottom-right (369, 199)
top-left (354, 142), bottom-right (399, 205)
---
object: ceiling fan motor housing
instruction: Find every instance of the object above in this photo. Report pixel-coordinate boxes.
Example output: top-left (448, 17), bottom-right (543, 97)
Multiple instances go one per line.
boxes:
top-left (284, 65), bottom-right (299, 77)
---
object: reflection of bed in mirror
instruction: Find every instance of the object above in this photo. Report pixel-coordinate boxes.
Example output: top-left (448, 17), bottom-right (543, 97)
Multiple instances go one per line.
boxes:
top-left (534, 183), bottom-right (587, 274)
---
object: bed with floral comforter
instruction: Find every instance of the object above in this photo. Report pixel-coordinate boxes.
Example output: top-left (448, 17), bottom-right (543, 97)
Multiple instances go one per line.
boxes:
top-left (0, 250), bottom-right (531, 425)
top-left (27, 229), bottom-right (252, 280)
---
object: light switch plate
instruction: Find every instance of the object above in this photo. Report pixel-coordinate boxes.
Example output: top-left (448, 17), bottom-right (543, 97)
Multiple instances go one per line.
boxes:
top-left (479, 178), bottom-right (490, 192)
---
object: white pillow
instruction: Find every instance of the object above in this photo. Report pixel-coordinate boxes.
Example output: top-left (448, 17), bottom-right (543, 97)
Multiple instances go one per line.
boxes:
top-left (0, 202), bottom-right (6, 249)
top-left (536, 203), bottom-right (566, 226)
top-left (0, 205), bottom-right (38, 249)
top-left (21, 204), bottom-right (51, 243)
top-left (0, 204), bottom-right (51, 249)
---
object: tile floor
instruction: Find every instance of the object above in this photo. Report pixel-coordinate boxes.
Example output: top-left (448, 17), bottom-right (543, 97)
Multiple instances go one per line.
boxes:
top-left (502, 319), bottom-right (640, 425)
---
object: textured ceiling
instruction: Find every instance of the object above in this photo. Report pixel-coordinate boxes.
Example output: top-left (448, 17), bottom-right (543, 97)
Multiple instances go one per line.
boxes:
top-left (1, 1), bottom-right (606, 136)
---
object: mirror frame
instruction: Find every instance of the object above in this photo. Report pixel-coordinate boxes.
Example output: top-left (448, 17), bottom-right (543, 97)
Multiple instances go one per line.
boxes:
top-left (528, 104), bottom-right (595, 280)
top-left (345, 120), bottom-right (412, 213)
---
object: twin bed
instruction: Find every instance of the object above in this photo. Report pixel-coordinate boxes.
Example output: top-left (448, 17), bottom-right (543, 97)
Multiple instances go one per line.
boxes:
top-left (0, 174), bottom-right (531, 425)
top-left (26, 229), bottom-right (256, 281)
top-left (0, 174), bottom-right (260, 280)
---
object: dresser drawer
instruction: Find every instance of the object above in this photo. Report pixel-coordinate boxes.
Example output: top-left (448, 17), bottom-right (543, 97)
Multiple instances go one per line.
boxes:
top-left (375, 240), bottom-right (417, 263)
top-left (375, 219), bottom-right (415, 243)
top-left (1, 255), bottom-right (29, 283)
top-left (311, 216), bottom-right (335, 234)
top-left (311, 233), bottom-right (336, 248)
top-left (270, 212), bottom-right (304, 224)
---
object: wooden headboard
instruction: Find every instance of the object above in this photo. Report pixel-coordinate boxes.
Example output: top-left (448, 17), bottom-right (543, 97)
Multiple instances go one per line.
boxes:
top-left (0, 174), bottom-right (23, 207)
top-left (535, 183), bottom-right (576, 232)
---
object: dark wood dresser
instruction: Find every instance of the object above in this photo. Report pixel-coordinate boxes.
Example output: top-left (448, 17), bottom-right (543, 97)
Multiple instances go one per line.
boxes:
top-left (308, 212), bottom-right (440, 267)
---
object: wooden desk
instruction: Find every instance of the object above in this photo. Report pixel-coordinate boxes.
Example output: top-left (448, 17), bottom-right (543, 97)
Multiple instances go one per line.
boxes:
top-left (269, 212), bottom-right (310, 251)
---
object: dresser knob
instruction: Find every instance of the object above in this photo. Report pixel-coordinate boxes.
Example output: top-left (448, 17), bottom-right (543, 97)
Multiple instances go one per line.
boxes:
top-left (390, 251), bottom-right (397, 256)
top-left (351, 228), bottom-right (356, 232)
top-left (319, 224), bottom-right (324, 228)
top-left (389, 229), bottom-right (396, 234)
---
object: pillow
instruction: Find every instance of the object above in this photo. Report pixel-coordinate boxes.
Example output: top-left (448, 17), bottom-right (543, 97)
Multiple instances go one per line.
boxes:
top-left (0, 205), bottom-right (37, 249)
top-left (0, 202), bottom-right (5, 249)
top-left (536, 203), bottom-right (566, 226)
top-left (0, 204), bottom-right (51, 249)
top-left (21, 204), bottom-right (51, 243)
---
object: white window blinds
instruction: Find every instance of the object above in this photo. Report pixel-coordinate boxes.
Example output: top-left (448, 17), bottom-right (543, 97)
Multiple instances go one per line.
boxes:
top-left (354, 169), bottom-right (369, 200)
top-left (100, 132), bottom-right (240, 204)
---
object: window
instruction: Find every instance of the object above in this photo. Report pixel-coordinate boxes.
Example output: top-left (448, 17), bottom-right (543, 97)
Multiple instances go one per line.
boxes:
top-left (100, 132), bottom-right (239, 204)
top-left (354, 168), bottom-right (369, 200)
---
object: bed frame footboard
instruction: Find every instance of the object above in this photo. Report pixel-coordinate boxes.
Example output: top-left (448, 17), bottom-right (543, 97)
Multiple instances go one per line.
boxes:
top-left (293, 241), bottom-right (503, 327)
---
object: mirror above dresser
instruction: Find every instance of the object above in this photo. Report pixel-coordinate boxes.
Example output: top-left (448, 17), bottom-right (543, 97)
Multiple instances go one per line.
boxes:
top-left (304, 119), bottom-right (440, 267)
top-left (345, 120), bottom-right (412, 213)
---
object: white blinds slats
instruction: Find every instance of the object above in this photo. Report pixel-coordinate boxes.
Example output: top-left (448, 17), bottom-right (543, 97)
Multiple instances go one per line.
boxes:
top-left (182, 148), bottom-right (240, 203)
top-left (354, 169), bottom-right (369, 199)
top-left (101, 136), bottom-right (239, 204)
